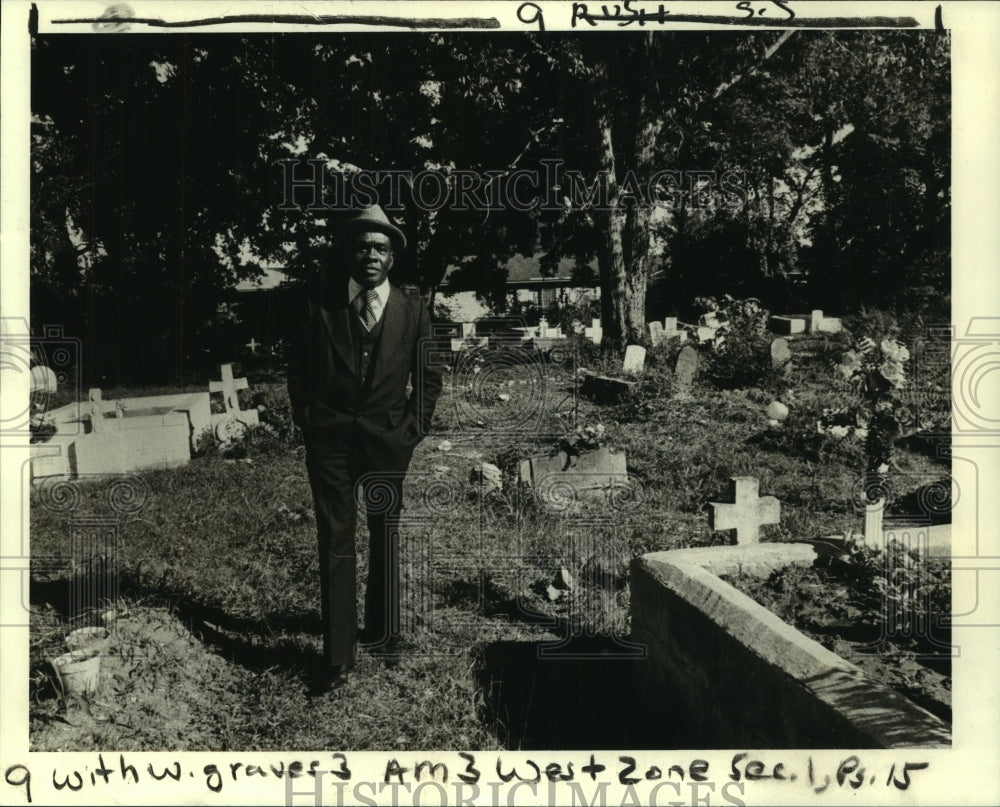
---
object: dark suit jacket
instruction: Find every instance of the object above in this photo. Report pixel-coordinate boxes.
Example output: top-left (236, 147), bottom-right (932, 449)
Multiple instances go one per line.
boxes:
top-left (287, 280), bottom-right (443, 472)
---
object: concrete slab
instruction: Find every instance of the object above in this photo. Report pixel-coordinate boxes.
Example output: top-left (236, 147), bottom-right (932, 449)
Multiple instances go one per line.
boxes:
top-left (631, 545), bottom-right (951, 748)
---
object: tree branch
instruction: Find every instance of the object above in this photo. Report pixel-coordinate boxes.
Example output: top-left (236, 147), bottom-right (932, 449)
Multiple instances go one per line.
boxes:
top-left (712, 30), bottom-right (796, 100)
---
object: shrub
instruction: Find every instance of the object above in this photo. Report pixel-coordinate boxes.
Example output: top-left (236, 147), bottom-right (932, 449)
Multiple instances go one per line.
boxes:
top-left (696, 296), bottom-right (779, 389)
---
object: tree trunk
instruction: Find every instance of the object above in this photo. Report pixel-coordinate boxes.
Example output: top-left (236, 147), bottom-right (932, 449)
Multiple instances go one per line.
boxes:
top-left (593, 37), bottom-right (660, 353)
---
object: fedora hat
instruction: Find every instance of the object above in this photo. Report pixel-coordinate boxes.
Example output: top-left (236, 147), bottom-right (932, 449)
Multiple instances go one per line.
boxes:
top-left (337, 204), bottom-right (407, 251)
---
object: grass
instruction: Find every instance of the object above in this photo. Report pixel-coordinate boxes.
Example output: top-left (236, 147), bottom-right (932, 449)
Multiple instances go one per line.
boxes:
top-left (28, 336), bottom-right (949, 750)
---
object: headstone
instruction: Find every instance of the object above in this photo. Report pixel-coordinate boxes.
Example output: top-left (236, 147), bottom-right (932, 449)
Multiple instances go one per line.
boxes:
top-left (674, 345), bottom-right (698, 392)
top-left (210, 364), bottom-right (248, 415)
top-left (30, 365), bottom-right (57, 393)
top-left (768, 316), bottom-right (806, 335)
top-left (519, 447), bottom-right (629, 508)
top-left (864, 498), bottom-right (885, 547)
top-left (708, 476), bottom-right (781, 545)
top-left (661, 317), bottom-right (688, 345)
top-left (817, 316), bottom-right (843, 334)
top-left (88, 389), bottom-right (105, 433)
top-left (584, 318), bottom-right (603, 345)
top-left (770, 338), bottom-right (792, 368)
top-left (460, 322), bottom-right (476, 338)
top-left (810, 309), bottom-right (824, 333)
top-left (648, 321), bottom-right (665, 347)
top-left (622, 345), bottom-right (646, 375)
top-left (245, 338), bottom-right (260, 354)
top-left (209, 363), bottom-right (259, 439)
top-left (700, 312), bottom-right (720, 328)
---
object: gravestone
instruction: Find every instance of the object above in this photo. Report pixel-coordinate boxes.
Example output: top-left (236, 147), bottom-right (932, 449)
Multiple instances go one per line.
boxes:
top-left (810, 309), bottom-right (824, 333)
top-left (209, 363), bottom-right (259, 440)
top-left (648, 321), bottom-right (665, 347)
top-left (584, 318), bottom-right (603, 345)
top-left (661, 317), bottom-right (687, 345)
top-left (88, 389), bottom-right (106, 433)
top-left (622, 345), bottom-right (646, 375)
top-left (708, 476), bottom-right (781, 544)
top-left (245, 338), bottom-right (260, 354)
top-left (770, 338), bottom-right (792, 369)
top-left (461, 322), bottom-right (476, 338)
top-left (674, 345), bottom-right (698, 392)
top-left (519, 447), bottom-right (629, 509)
top-left (864, 499), bottom-right (885, 547)
top-left (817, 316), bottom-right (843, 334)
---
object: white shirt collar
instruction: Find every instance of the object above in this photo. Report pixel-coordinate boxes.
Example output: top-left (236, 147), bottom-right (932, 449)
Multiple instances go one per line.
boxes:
top-left (348, 277), bottom-right (390, 306)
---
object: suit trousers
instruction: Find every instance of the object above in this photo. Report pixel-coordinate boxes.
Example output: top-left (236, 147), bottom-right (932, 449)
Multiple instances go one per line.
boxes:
top-left (305, 437), bottom-right (405, 668)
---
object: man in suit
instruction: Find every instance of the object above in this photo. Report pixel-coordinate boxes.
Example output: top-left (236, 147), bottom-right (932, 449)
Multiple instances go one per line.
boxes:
top-left (287, 204), bottom-right (443, 693)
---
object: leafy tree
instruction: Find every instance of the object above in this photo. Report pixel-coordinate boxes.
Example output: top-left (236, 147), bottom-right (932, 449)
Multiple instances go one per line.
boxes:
top-left (31, 30), bottom-right (949, 382)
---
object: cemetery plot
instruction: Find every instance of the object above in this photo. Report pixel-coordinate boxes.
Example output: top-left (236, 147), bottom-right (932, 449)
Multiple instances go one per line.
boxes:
top-left (29, 364), bottom-right (257, 479)
top-left (27, 309), bottom-right (953, 752)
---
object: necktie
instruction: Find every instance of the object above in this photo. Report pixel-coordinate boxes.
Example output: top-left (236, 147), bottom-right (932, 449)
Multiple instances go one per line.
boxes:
top-left (359, 288), bottom-right (379, 331)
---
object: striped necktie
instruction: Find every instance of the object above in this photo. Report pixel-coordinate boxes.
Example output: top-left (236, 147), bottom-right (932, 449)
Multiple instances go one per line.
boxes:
top-left (359, 287), bottom-right (379, 331)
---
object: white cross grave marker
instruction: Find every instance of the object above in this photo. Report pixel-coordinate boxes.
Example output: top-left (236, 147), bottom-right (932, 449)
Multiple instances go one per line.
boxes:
top-left (584, 319), bottom-right (603, 345)
top-left (708, 476), bottom-right (781, 545)
top-left (245, 338), bottom-right (260, 354)
top-left (210, 364), bottom-right (249, 415)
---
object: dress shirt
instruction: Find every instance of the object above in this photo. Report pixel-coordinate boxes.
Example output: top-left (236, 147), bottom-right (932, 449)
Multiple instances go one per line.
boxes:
top-left (348, 277), bottom-right (390, 326)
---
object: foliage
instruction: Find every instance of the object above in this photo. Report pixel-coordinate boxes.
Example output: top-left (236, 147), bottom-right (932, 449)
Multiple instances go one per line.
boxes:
top-left (31, 31), bottom-right (949, 381)
top-left (836, 332), bottom-right (911, 477)
top-left (840, 537), bottom-right (951, 639)
top-left (727, 548), bottom-right (951, 720)
top-left (696, 296), bottom-right (778, 389)
top-left (751, 387), bottom-right (868, 467)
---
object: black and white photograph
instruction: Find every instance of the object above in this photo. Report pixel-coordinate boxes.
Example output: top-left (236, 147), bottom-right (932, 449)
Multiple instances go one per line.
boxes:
top-left (2, 2), bottom-right (999, 805)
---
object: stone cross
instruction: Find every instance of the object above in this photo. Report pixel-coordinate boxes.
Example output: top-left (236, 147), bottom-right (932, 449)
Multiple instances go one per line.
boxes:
top-left (622, 345), bottom-right (646, 375)
top-left (708, 476), bottom-right (781, 545)
top-left (245, 338), bottom-right (260, 354)
top-left (584, 319), bottom-right (603, 345)
top-left (209, 364), bottom-right (249, 415)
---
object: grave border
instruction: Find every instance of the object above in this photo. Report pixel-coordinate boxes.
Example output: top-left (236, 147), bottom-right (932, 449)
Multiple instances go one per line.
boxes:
top-left (631, 543), bottom-right (951, 748)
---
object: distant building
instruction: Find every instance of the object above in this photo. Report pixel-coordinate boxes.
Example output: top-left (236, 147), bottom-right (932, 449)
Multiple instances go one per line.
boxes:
top-left (438, 252), bottom-right (600, 318)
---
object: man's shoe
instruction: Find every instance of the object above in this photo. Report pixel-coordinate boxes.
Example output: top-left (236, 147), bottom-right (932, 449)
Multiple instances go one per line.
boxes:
top-left (311, 665), bottom-right (350, 696)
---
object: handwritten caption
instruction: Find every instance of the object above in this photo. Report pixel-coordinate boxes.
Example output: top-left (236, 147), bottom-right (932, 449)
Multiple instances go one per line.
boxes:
top-left (516, 1), bottom-right (795, 30)
top-left (4, 752), bottom-right (929, 803)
